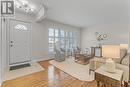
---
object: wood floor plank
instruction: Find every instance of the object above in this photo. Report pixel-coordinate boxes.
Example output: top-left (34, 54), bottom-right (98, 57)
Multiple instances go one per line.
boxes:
top-left (2, 60), bottom-right (97, 87)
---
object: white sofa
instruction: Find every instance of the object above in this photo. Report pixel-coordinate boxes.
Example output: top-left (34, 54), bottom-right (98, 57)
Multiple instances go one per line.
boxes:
top-left (89, 48), bottom-right (129, 82)
top-left (115, 53), bottom-right (129, 82)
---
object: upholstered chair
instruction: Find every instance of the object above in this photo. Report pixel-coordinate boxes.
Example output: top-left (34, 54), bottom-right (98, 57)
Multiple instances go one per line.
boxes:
top-left (54, 41), bottom-right (65, 62)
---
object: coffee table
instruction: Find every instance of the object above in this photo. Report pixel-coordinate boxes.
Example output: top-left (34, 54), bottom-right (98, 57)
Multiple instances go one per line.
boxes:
top-left (75, 53), bottom-right (92, 65)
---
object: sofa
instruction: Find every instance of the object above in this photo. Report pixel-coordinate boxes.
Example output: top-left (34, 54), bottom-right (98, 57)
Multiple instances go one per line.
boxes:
top-left (89, 47), bottom-right (129, 82)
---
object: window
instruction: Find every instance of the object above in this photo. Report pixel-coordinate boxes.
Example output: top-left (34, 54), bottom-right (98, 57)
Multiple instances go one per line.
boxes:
top-left (48, 28), bottom-right (77, 54)
top-left (49, 28), bottom-right (54, 37)
top-left (15, 24), bottom-right (27, 30)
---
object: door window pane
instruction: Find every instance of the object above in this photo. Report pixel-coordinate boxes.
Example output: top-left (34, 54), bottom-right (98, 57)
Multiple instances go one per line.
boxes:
top-left (15, 24), bottom-right (27, 31)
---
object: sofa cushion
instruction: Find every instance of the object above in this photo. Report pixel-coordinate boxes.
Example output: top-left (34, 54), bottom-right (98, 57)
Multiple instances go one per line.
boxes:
top-left (121, 54), bottom-right (129, 66)
top-left (113, 48), bottom-right (127, 63)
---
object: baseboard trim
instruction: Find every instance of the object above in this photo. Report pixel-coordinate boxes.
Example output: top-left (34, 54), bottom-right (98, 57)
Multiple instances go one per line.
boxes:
top-left (0, 79), bottom-right (2, 87)
top-left (32, 58), bottom-right (54, 62)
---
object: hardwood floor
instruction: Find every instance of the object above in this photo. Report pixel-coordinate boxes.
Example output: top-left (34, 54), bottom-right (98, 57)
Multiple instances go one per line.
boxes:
top-left (2, 60), bottom-right (97, 87)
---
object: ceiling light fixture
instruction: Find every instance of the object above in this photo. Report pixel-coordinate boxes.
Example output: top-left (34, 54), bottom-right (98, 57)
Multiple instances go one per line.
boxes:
top-left (14, 0), bottom-right (35, 13)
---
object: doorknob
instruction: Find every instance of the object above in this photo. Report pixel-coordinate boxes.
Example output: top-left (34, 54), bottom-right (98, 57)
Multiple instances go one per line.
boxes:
top-left (10, 41), bottom-right (13, 47)
top-left (10, 44), bottom-right (13, 47)
top-left (10, 41), bottom-right (13, 43)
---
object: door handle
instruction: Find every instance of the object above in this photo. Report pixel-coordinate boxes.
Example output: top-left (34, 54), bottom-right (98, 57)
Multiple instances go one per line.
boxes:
top-left (10, 44), bottom-right (13, 47)
top-left (10, 41), bottom-right (13, 43)
top-left (10, 41), bottom-right (13, 47)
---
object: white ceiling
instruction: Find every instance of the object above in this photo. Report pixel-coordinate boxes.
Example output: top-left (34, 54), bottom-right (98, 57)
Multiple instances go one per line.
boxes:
top-left (17, 0), bottom-right (129, 28)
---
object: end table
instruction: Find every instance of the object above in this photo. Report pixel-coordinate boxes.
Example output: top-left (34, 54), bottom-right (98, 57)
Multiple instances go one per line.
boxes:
top-left (95, 66), bottom-right (123, 87)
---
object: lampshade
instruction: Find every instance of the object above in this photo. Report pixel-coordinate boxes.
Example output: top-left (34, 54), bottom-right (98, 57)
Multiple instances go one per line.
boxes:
top-left (102, 45), bottom-right (120, 58)
top-left (120, 44), bottom-right (128, 49)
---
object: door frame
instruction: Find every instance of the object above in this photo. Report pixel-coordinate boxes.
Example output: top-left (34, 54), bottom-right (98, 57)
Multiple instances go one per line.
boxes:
top-left (8, 19), bottom-right (32, 66)
top-left (0, 17), bottom-right (2, 86)
top-left (1, 17), bottom-right (8, 84)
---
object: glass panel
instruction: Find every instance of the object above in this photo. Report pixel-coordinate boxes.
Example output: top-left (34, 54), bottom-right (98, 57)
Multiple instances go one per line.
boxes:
top-left (49, 44), bottom-right (54, 52)
top-left (73, 32), bottom-right (76, 38)
top-left (48, 29), bottom-right (77, 53)
top-left (49, 28), bottom-right (54, 37)
top-left (60, 30), bottom-right (65, 37)
top-left (60, 38), bottom-right (65, 48)
top-left (60, 38), bottom-right (64, 44)
top-left (69, 39), bottom-right (73, 44)
top-left (55, 29), bottom-right (59, 37)
top-left (70, 44), bottom-right (73, 50)
top-left (66, 32), bottom-right (69, 38)
top-left (69, 32), bottom-right (73, 37)
top-left (60, 44), bottom-right (64, 49)
top-left (55, 38), bottom-right (59, 43)
top-left (72, 32), bottom-right (76, 38)
top-left (49, 38), bottom-right (54, 44)
top-left (65, 39), bottom-right (69, 51)
top-left (15, 24), bottom-right (27, 30)
top-left (73, 38), bottom-right (76, 48)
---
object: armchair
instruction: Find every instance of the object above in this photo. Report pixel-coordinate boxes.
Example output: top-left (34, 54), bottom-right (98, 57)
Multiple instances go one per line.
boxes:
top-left (54, 48), bottom-right (65, 62)
top-left (54, 41), bottom-right (65, 62)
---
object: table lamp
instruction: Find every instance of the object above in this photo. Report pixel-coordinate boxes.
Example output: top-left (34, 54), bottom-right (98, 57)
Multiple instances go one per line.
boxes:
top-left (102, 45), bottom-right (120, 73)
top-left (120, 44), bottom-right (128, 49)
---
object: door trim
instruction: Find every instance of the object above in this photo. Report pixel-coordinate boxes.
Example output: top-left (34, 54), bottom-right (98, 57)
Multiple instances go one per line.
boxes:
top-left (8, 19), bottom-right (32, 65)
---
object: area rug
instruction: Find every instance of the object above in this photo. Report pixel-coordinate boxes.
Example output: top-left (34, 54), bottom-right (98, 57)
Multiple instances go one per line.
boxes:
top-left (49, 57), bottom-right (94, 81)
top-left (4, 62), bottom-right (44, 81)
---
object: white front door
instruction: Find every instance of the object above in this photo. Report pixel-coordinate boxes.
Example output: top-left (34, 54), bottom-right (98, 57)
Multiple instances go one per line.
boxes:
top-left (9, 19), bottom-right (31, 65)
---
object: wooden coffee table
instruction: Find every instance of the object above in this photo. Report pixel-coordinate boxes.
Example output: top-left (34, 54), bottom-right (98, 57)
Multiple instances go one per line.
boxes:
top-left (75, 53), bottom-right (92, 65)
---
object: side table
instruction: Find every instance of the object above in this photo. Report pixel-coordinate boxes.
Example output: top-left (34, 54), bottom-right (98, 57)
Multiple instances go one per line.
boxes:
top-left (95, 66), bottom-right (123, 87)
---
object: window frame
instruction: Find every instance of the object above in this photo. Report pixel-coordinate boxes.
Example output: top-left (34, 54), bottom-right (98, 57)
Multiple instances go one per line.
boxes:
top-left (48, 28), bottom-right (77, 54)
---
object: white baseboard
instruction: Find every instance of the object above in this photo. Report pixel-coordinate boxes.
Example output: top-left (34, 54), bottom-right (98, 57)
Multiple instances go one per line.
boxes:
top-left (0, 83), bottom-right (1, 87)
top-left (0, 79), bottom-right (2, 86)
top-left (32, 58), bottom-right (54, 62)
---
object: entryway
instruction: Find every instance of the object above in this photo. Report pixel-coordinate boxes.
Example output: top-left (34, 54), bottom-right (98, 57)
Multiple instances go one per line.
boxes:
top-left (9, 19), bottom-right (31, 65)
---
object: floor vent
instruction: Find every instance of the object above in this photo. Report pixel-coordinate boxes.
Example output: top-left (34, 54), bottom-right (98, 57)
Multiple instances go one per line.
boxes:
top-left (10, 63), bottom-right (31, 71)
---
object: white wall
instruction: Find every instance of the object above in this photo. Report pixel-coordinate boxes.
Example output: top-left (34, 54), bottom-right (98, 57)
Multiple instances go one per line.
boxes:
top-left (0, 17), bottom-right (2, 86)
top-left (32, 19), bottom-right (81, 61)
top-left (81, 23), bottom-right (129, 50)
top-left (10, 12), bottom-right (81, 62)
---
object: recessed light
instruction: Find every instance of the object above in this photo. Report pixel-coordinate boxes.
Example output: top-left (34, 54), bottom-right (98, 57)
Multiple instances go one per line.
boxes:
top-left (30, 8), bottom-right (34, 11)
top-left (14, 0), bottom-right (35, 13)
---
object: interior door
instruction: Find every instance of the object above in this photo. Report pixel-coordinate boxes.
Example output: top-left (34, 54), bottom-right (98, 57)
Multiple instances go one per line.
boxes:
top-left (9, 19), bottom-right (31, 65)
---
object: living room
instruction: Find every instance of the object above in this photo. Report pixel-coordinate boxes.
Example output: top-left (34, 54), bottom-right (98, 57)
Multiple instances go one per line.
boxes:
top-left (0, 0), bottom-right (130, 87)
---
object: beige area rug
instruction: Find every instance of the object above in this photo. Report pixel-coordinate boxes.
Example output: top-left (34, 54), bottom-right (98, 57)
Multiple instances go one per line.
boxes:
top-left (4, 62), bottom-right (44, 81)
top-left (49, 57), bottom-right (94, 81)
